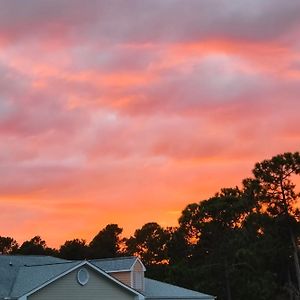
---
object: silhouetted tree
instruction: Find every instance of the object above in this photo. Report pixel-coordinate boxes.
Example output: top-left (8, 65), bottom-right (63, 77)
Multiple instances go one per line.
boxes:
top-left (166, 227), bottom-right (189, 265)
top-left (253, 152), bottom-right (300, 297)
top-left (89, 224), bottom-right (123, 258)
top-left (17, 236), bottom-right (57, 256)
top-left (175, 182), bottom-right (286, 300)
top-left (59, 239), bottom-right (89, 260)
top-left (0, 236), bottom-right (18, 254)
top-left (125, 222), bottom-right (171, 281)
top-left (125, 222), bottom-right (170, 266)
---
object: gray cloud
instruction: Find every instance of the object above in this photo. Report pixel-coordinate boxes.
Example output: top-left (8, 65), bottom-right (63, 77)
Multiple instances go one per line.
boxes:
top-left (1, 0), bottom-right (300, 46)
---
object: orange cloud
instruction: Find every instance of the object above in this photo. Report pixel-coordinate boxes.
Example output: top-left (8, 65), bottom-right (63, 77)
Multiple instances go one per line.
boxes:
top-left (0, 0), bottom-right (299, 247)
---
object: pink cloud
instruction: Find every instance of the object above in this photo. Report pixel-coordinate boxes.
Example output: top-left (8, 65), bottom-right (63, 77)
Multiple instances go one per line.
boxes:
top-left (0, 1), bottom-right (299, 246)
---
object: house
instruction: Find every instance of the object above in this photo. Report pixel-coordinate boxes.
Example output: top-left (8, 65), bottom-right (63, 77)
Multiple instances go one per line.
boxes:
top-left (0, 255), bottom-right (215, 300)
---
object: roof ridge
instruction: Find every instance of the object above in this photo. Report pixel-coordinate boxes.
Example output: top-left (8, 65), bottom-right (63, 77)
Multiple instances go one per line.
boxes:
top-left (23, 261), bottom-right (76, 267)
top-left (90, 256), bottom-right (136, 262)
top-left (0, 254), bottom-right (61, 258)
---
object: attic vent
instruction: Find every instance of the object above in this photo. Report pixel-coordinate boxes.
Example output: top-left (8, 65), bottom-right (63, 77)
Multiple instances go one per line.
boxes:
top-left (77, 268), bottom-right (89, 286)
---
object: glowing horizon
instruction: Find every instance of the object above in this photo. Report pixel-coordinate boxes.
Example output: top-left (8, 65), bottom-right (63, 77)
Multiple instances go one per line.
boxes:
top-left (0, 0), bottom-right (299, 247)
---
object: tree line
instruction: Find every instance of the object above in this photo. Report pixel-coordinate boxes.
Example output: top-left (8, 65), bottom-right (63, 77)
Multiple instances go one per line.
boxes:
top-left (1, 152), bottom-right (300, 300)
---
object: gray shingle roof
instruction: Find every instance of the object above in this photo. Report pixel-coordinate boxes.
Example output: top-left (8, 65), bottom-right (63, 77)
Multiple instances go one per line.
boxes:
top-left (0, 255), bottom-right (141, 298)
top-left (0, 255), bottom-right (214, 299)
top-left (90, 256), bottom-right (138, 272)
top-left (10, 261), bottom-right (80, 298)
top-left (0, 255), bottom-right (66, 298)
top-left (144, 278), bottom-right (215, 299)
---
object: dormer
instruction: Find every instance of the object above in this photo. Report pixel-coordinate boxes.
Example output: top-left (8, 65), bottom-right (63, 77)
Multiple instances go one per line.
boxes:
top-left (108, 257), bottom-right (146, 292)
top-left (90, 256), bottom-right (146, 292)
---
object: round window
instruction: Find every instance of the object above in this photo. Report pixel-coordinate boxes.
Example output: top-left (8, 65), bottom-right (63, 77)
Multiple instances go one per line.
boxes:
top-left (77, 268), bottom-right (89, 286)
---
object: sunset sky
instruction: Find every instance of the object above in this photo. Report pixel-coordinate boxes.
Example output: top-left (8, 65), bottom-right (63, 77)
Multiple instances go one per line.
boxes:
top-left (0, 0), bottom-right (299, 247)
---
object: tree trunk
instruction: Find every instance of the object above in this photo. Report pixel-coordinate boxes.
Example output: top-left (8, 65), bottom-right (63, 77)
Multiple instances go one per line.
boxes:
top-left (224, 259), bottom-right (232, 300)
top-left (279, 178), bottom-right (300, 295)
top-left (290, 228), bottom-right (300, 297)
top-left (287, 267), bottom-right (295, 300)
